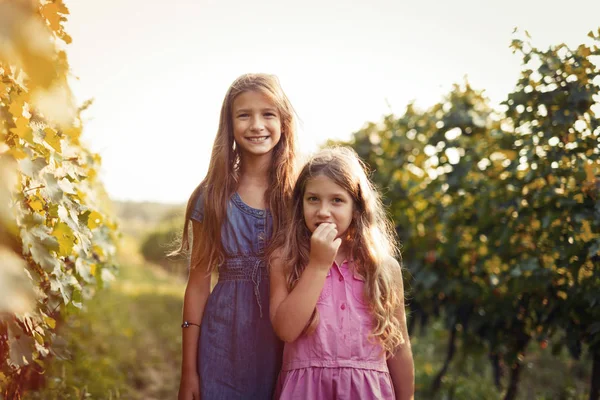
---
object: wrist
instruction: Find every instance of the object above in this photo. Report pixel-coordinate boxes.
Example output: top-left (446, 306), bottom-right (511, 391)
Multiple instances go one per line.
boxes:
top-left (181, 321), bottom-right (200, 328)
top-left (181, 364), bottom-right (198, 376)
top-left (305, 262), bottom-right (330, 275)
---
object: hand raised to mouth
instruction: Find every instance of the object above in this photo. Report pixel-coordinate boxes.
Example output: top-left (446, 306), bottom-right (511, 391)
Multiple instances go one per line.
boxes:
top-left (309, 222), bottom-right (342, 269)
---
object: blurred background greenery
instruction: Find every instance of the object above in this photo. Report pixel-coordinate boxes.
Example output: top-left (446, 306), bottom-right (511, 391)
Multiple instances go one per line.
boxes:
top-left (1, 1), bottom-right (598, 399)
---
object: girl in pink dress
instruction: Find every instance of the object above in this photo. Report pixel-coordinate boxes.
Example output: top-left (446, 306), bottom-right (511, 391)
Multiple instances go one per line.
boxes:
top-left (269, 147), bottom-right (414, 399)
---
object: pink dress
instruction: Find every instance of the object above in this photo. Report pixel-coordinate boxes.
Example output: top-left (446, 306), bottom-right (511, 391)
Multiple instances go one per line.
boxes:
top-left (275, 260), bottom-right (396, 399)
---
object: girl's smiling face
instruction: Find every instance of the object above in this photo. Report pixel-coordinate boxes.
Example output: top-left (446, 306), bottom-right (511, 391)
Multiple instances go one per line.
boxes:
top-left (303, 174), bottom-right (354, 238)
top-left (232, 90), bottom-right (282, 158)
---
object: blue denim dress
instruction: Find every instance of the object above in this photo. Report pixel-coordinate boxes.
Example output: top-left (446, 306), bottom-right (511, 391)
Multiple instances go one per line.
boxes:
top-left (191, 191), bottom-right (283, 399)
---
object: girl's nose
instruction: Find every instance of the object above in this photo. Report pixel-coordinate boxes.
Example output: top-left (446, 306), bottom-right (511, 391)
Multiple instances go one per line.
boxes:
top-left (317, 205), bottom-right (330, 218)
top-left (250, 116), bottom-right (265, 132)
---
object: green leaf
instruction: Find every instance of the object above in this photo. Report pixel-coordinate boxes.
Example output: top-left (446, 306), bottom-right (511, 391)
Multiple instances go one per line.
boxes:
top-left (19, 157), bottom-right (47, 178)
top-left (589, 322), bottom-right (600, 335)
top-left (41, 173), bottom-right (64, 203)
top-left (7, 322), bottom-right (34, 367)
top-left (44, 315), bottom-right (56, 330)
top-left (588, 240), bottom-right (600, 258)
top-left (50, 267), bottom-right (78, 305)
top-left (522, 258), bottom-right (539, 271)
top-left (510, 266), bottom-right (522, 277)
top-left (20, 222), bottom-right (60, 272)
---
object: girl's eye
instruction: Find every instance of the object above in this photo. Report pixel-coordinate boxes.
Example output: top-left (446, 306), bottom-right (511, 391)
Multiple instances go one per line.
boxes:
top-left (264, 112), bottom-right (277, 118)
top-left (237, 113), bottom-right (249, 118)
top-left (333, 198), bottom-right (344, 203)
top-left (307, 196), bottom-right (317, 202)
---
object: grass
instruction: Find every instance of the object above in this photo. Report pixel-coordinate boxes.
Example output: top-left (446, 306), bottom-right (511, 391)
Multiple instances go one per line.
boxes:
top-left (411, 320), bottom-right (592, 399)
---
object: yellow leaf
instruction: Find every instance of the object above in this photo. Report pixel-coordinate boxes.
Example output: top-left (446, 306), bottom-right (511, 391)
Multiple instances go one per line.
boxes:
top-left (90, 263), bottom-right (97, 277)
top-left (573, 193), bottom-right (584, 203)
top-left (60, 32), bottom-right (73, 44)
top-left (29, 198), bottom-right (44, 212)
top-left (92, 245), bottom-right (105, 259)
top-left (424, 363), bottom-right (434, 375)
top-left (10, 117), bottom-right (33, 143)
top-left (43, 315), bottom-right (56, 329)
top-left (87, 211), bottom-right (103, 229)
top-left (10, 125), bottom-right (33, 143)
top-left (478, 245), bottom-right (488, 257)
top-left (55, 0), bottom-right (70, 14)
top-left (580, 220), bottom-right (595, 243)
top-left (63, 126), bottom-right (81, 142)
top-left (76, 189), bottom-right (87, 201)
top-left (40, 3), bottom-right (62, 31)
top-left (51, 222), bottom-right (74, 256)
top-left (87, 168), bottom-right (97, 180)
top-left (43, 127), bottom-right (61, 152)
top-left (8, 147), bottom-right (27, 160)
top-left (579, 45), bottom-right (592, 58)
top-left (8, 99), bottom-right (24, 118)
top-left (500, 149), bottom-right (517, 160)
top-left (33, 331), bottom-right (44, 345)
top-left (584, 163), bottom-right (596, 184)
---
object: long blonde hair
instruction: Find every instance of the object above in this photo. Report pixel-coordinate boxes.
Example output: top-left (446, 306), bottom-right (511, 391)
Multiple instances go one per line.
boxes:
top-left (174, 73), bottom-right (298, 270)
top-left (271, 147), bottom-right (405, 353)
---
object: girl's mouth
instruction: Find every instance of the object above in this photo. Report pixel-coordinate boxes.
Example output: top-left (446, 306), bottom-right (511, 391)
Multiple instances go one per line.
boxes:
top-left (246, 136), bottom-right (269, 143)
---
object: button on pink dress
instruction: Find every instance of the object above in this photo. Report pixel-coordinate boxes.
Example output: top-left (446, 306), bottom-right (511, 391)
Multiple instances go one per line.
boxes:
top-left (275, 260), bottom-right (396, 399)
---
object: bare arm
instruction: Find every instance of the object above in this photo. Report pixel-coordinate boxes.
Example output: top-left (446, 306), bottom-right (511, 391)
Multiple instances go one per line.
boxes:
top-left (179, 220), bottom-right (212, 399)
top-left (270, 253), bottom-right (329, 342)
top-left (386, 260), bottom-right (415, 400)
top-left (269, 223), bottom-right (340, 343)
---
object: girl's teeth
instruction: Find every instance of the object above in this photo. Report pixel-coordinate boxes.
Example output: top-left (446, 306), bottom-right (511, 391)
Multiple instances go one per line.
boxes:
top-left (249, 137), bottom-right (268, 143)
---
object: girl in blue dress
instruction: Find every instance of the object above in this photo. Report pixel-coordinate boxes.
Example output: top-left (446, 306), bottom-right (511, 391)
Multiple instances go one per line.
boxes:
top-left (176, 73), bottom-right (298, 400)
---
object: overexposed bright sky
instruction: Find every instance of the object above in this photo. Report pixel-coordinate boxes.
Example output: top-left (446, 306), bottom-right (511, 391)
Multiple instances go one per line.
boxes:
top-left (64, 0), bottom-right (600, 204)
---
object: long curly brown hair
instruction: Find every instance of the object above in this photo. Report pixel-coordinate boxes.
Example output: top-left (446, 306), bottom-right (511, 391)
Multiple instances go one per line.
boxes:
top-left (173, 73), bottom-right (298, 270)
top-left (270, 146), bottom-right (405, 354)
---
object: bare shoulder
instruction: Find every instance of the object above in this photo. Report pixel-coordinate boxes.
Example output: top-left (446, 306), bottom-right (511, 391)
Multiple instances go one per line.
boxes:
top-left (384, 255), bottom-right (401, 269)
top-left (383, 255), bottom-right (402, 274)
top-left (383, 255), bottom-right (404, 290)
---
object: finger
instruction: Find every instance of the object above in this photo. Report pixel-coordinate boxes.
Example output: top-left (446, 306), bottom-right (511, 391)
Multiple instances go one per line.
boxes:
top-left (324, 226), bottom-right (338, 242)
top-left (332, 238), bottom-right (342, 251)
top-left (324, 222), bottom-right (337, 232)
top-left (312, 222), bottom-right (330, 236)
top-left (313, 223), bottom-right (334, 239)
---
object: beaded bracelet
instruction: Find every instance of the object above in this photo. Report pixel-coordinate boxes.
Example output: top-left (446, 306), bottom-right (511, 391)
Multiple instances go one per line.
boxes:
top-left (181, 321), bottom-right (200, 328)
